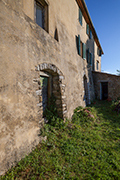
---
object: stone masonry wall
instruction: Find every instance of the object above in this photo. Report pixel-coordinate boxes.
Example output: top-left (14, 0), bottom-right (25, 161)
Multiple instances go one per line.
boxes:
top-left (0, 0), bottom-right (89, 174)
top-left (93, 71), bottom-right (120, 100)
top-left (0, 0), bottom-right (97, 175)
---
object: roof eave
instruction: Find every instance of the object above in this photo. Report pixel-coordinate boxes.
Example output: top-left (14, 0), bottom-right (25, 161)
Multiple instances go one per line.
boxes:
top-left (76, 0), bottom-right (104, 55)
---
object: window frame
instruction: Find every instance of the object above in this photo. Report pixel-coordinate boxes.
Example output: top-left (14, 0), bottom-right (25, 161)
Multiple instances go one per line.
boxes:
top-left (79, 8), bottom-right (82, 26)
top-left (97, 47), bottom-right (102, 56)
top-left (34, 0), bottom-right (48, 32)
top-left (87, 49), bottom-right (92, 65)
top-left (35, 1), bottom-right (45, 29)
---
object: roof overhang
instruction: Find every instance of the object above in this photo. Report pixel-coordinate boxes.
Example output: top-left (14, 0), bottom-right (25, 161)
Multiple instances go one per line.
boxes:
top-left (76, 0), bottom-right (104, 55)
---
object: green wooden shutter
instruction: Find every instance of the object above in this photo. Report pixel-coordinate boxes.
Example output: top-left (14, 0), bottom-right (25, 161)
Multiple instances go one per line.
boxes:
top-left (99, 49), bottom-right (102, 56)
top-left (87, 49), bottom-right (89, 63)
top-left (90, 53), bottom-right (92, 65)
top-left (83, 43), bottom-right (86, 59)
top-left (90, 29), bottom-right (92, 39)
top-left (86, 24), bottom-right (89, 35)
top-left (78, 35), bottom-right (81, 55)
top-left (79, 8), bottom-right (82, 26)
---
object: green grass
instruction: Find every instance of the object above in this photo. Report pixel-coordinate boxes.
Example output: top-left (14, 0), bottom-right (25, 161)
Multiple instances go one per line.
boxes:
top-left (1, 100), bottom-right (120, 180)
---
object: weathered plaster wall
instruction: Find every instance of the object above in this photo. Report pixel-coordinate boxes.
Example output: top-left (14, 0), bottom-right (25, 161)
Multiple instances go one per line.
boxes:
top-left (93, 71), bottom-right (120, 100)
top-left (22, 0), bottom-right (96, 113)
top-left (0, 0), bottom-right (97, 174)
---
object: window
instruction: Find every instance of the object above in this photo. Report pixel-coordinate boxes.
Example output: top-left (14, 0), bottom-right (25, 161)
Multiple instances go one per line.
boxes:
top-left (96, 60), bottom-right (99, 70)
top-left (87, 49), bottom-right (92, 65)
top-left (79, 8), bottom-right (82, 26)
top-left (35, 0), bottom-right (48, 32)
top-left (86, 24), bottom-right (92, 39)
top-left (97, 47), bottom-right (102, 56)
top-left (35, 2), bottom-right (44, 28)
top-left (99, 50), bottom-right (102, 56)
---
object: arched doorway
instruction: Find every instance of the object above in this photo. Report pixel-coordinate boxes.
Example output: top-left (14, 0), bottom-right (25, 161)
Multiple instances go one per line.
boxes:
top-left (35, 63), bottom-right (67, 119)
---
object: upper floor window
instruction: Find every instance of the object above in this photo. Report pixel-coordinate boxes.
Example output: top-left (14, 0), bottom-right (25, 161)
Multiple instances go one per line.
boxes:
top-left (35, 0), bottom-right (48, 32)
top-left (35, 1), bottom-right (44, 28)
top-left (79, 8), bottom-right (82, 26)
top-left (97, 47), bottom-right (102, 56)
top-left (86, 24), bottom-right (93, 39)
top-left (87, 49), bottom-right (92, 65)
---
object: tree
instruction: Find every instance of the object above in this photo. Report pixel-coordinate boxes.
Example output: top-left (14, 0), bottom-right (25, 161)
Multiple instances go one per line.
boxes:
top-left (116, 70), bottom-right (120, 76)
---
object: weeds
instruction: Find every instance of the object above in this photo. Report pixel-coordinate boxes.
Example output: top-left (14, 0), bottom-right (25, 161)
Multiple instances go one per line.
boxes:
top-left (1, 100), bottom-right (120, 180)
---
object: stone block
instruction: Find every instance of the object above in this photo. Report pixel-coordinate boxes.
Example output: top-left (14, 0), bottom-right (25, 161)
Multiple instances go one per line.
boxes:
top-left (36, 90), bottom-right (42, 96)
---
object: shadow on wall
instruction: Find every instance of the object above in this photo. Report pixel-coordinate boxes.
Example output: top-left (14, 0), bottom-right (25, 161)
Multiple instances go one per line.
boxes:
top-left (54, 28), bottom-right (59, 42)
top-left (75, 34), bottom-right (95, 105)
top-left (83, 75), bottom-right (89, 106)
top-left (86, 38), bottom-right (95, 71)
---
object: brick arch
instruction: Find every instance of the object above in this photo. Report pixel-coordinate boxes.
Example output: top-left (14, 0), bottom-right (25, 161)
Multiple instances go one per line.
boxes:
top-left (35, 63), bottom-right (67, 119)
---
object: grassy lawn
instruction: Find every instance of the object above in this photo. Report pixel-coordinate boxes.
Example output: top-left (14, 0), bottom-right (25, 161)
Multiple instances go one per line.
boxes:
top-left (1, 100), bottom-right (120, 180)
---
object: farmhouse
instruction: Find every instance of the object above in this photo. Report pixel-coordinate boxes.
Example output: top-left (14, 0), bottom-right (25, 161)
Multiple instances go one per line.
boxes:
top-left (0, 0), bottom-right (104, 175)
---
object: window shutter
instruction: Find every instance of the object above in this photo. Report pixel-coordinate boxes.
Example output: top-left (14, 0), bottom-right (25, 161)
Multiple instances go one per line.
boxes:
top-left (86, 24), bottom-right (89, 35)
top-left (83, 43), bottom-right (86, 59)
top-left (78, 35), bottom-right (81, 55)
top-left (87, 49), bottom-right (89, 63)
top-left (90, 53), bottom-right (92, 65)
top-left (90, 29), bottom-right (92, 39)
top-left (99, 49), bottom-right (102, 56)
top-left (79, 8), bottom-right (82, 26)
top-left (97, 47), bottom-right (99, 55)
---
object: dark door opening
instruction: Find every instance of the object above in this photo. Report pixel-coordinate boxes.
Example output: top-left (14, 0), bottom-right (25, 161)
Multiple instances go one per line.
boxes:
top-left (101, 82), bottom-right (108, 100)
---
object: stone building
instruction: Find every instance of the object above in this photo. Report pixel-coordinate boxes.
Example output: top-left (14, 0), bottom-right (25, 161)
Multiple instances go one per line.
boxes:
top-left (0, 0), bottom-right (103, 175)
top-left (93, 71), bottom-right (120, 101)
